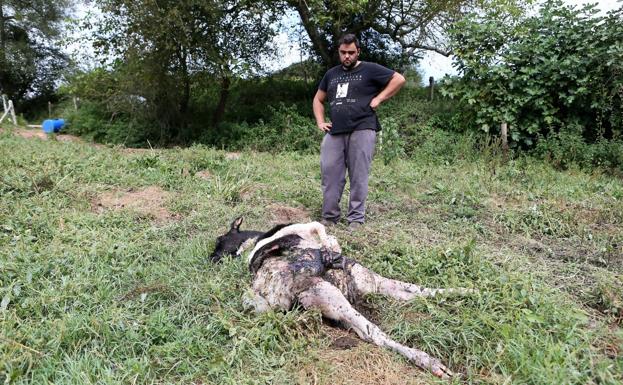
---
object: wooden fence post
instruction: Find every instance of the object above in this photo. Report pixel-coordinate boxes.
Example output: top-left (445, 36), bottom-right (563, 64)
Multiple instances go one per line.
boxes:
top-left (9, 100), bottom-right (16, 125)
top-left (0, 95), bottom-right (17, 126)
top-left (428, 76), bottom-right (435, 101)
top-left (501, 122), bottom-right (509, 152)
top-left (0, 95), bottom-right (17, 125)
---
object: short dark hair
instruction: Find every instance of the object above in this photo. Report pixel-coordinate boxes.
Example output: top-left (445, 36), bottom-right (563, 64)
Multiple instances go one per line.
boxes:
top-left (338, 33), bottom-right (360, 49)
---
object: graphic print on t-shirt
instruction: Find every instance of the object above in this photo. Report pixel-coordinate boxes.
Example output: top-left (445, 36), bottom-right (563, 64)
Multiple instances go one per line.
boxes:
top-left (317, 62), bottom-right (394, 133)
top-left (336, 82), bottom-right (349, 98)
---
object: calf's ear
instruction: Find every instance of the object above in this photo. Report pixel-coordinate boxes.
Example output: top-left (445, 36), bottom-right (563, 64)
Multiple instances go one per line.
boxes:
top-left (231, 216), bottom-right (244, 232)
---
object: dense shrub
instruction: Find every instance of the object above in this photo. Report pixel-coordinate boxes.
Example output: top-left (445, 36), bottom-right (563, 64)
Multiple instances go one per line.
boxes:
top-left (61, 101), bottom-right (154, 146)
top-left (443, 1), bottom-right (623, 147)
top-left (59, 68), bottom-right (171, 146)
top-left (61, 66), bottom-right (319, 146)
top-left (203, 104), bottom-right (323, 153)
top-left (221, 78), bottom-right (317, 124)
top-left (534, 130), bottom-right (623, 172)
top-left (373, 82), bottom-right (485, 164)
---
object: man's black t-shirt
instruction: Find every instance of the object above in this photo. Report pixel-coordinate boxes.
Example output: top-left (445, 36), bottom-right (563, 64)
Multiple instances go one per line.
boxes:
top-left (318, 61), bottom-right (395, 135)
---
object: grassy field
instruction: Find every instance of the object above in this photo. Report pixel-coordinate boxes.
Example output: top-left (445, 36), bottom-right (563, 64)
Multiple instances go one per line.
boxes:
top-left (1, 127), bottom-right (622, 384)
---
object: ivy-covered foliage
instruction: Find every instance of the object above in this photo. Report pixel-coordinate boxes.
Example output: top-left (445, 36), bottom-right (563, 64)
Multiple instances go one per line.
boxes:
top-left (443, 0), bottom-right (623, 147)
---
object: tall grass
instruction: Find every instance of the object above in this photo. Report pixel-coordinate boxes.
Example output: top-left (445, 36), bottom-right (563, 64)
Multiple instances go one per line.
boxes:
top-left (1, 128), bottom-right (622, 384)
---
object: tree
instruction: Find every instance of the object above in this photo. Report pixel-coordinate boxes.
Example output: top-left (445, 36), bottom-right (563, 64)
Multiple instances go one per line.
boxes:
top-left (285, 0), bottom-right (530, 68)
top-left (89, 0), bottom-right (279, 139)
top-left (0, 0), bottom-right (74, 105)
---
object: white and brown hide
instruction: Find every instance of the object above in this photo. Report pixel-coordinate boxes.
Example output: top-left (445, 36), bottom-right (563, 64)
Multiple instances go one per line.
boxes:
top-left (227, 221), bottom-right (474, 379)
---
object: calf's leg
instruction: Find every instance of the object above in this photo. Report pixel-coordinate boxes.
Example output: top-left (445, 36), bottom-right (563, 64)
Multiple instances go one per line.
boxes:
top-left (346, 262), bottom-right (474, 301)
top-left (298, 280), bottom-right (453, 379)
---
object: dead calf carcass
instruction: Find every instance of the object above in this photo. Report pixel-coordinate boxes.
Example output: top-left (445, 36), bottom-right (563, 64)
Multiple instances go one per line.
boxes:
top-left (210, 217), bottom-right (475, 379)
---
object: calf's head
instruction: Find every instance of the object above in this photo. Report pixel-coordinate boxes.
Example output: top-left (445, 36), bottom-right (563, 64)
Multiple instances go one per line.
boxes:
top-left (210, 217), bottom-right (263, 262)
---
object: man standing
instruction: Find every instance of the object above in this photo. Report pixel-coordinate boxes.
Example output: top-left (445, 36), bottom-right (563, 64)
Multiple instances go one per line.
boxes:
top-left (313, 33), bottom-right (406, 230)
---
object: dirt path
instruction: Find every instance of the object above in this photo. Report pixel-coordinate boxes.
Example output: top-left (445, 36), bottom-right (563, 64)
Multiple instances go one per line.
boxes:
top-left (4, 127), bottom-right (85, 143)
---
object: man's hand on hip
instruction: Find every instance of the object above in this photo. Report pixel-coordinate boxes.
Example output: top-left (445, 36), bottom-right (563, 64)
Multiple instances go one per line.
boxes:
top-left (318, 122), bottom-right (332, 132)
top-left (370, 97), bottom-right (382, 110)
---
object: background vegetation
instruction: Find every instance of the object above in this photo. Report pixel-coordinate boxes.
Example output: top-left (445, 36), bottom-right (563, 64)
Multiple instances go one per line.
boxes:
top-left (1, 1), bottom-right (621, 171)
top-left (443, 1), bottom-right (623, 154)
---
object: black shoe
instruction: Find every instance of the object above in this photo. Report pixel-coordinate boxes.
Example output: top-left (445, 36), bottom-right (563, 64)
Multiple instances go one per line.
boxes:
top-left (347, 222), bottom-right (362, 232)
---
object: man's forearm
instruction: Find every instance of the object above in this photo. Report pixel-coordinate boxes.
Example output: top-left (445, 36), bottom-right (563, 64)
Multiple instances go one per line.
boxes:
top-left (376, 73), bottom-right (406, 102)
top-left (313, 99), bottom-right (325, 125)
top-left (313, 90), bottom-right (332, 132)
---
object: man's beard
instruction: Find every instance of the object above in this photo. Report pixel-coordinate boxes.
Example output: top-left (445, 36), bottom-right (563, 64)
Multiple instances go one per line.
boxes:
top-left (342, 59), bottom-right (358, 70)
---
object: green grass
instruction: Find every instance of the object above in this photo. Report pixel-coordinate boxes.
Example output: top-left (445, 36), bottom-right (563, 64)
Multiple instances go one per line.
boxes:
top-left (1, 128), bottom-right (622, 384)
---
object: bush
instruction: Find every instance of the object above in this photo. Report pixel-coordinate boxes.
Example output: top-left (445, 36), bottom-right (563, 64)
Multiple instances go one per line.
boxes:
top-left (377, 83), bottom-right (485, 164)
top-left (204, 104), bottom-right (323, 153)
top-left (534, 130), bottom-right (623, 172)
top-left (61, 101), bottom-right (155, 146)
top-left (221, 78), bottom-right (317, 124)
top-left (378, 117), bottom-right (405, 165)
top-left (444, 1), bottom-right (623, 147)
top-left (60, 66), bottom-right (320, 146)
top-left (59, 68), bottom-right (171, 146)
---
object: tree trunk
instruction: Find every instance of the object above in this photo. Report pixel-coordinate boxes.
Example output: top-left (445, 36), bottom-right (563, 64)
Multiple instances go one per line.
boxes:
top-left (178, 48), bottom-right (190, 121)
top-left (429, 76), bottom-right (435, 101)
top-left (212, 76), bottom-right (230, 128)
top-left (0, 0), bottom-right (7, 84)
top-left (500, 122), bottom-right (509, 152)
top-left (0, 0), bottom-right (5, 51)
top-left (290, 0), bottom-right (333, 67)
top-left (170, 45), bottom-right (190, 142)
top-left (180, 76), bottom-right (190, 117)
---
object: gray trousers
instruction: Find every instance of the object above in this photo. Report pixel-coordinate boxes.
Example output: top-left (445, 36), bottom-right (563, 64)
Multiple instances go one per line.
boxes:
top-left (320, 129), bottom-right (376, 224)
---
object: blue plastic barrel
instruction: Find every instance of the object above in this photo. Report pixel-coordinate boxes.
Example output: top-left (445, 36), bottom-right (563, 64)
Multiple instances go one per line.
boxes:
top-left (42, 119), bottom-right (65, 133)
